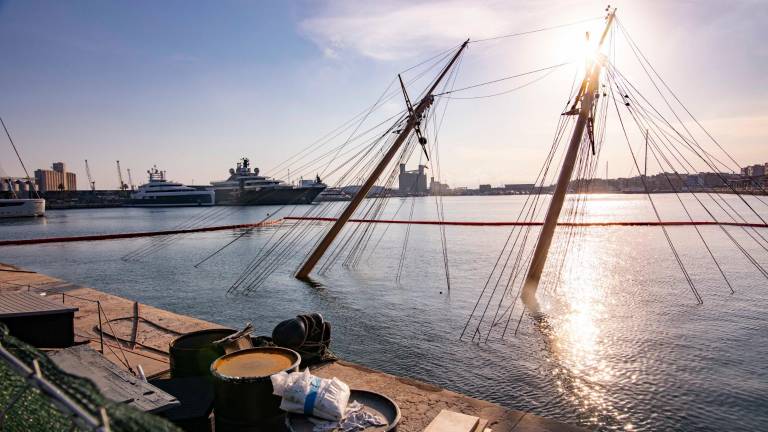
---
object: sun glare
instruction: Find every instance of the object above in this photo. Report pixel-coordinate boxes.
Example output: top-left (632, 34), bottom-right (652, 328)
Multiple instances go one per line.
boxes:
top-left (542, 229), bottom-right (626, 428)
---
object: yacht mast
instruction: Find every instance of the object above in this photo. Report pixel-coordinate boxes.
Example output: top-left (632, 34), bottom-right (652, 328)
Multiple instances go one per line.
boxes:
top-left (1, 116), bottom-right (39, 198)
top-left (296, 40), bottom-right (469, 280)
top-left (521, 9), bottom-right (616, 312)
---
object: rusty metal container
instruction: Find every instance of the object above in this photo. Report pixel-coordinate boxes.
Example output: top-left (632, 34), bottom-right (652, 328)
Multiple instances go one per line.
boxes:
top-left (211, 347), bottom-right (300, 429)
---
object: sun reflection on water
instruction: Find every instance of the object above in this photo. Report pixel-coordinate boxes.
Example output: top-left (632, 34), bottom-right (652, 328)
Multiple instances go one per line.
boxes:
top-left (539, 233), bottom-right (633, 430)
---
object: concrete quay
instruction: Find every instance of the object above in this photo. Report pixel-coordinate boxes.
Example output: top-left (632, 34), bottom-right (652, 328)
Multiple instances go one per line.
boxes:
top-left (0, 262), bottom-right (583, 432)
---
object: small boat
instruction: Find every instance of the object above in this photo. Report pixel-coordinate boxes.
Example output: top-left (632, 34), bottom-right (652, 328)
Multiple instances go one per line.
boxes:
top-left (0, 198), bottom-right (45, 218)
top-left (128, 166), bottom-right (214, 207)
top-left (315, 187), bottom-right (353, 202)
top-left (211, 158), bottom-right (325, 206)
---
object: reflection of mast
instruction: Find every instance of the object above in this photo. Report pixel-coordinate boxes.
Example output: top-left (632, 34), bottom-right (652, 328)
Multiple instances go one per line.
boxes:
top-left (296, 40), bottom-right (470, 280)
top-left (521, 9), bottom-right (616, 312)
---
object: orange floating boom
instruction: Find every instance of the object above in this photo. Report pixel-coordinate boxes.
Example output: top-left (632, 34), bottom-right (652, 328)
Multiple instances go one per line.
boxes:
top-left (0, 220), bottom-right (280, 246)
top-left (3, 218), bottom-right (765, 247)
top-left (285, 216), bottom-right (768, 228)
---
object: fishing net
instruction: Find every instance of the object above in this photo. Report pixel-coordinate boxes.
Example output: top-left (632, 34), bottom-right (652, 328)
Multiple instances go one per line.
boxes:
top-left (0, 323), bottom-right (180, 432)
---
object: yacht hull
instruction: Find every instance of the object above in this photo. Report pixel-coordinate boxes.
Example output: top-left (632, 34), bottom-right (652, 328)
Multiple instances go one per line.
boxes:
top-left (214, 186), bottom-right (324, 206)
top-left (0, 199), bottom-right (46, 218)
top-left (128, 192), bottom-right (215, 207)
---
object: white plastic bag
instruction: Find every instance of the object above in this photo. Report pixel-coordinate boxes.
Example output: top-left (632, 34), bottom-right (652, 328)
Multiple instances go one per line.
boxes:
top-left (271, 369), bottom-right (350, 421)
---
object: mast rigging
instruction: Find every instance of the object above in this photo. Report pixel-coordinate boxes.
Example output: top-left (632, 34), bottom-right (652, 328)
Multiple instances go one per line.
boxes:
top-left (520, 9), bottom-right (616, 312)
top-left (295, 40), bottom-right (470, 280)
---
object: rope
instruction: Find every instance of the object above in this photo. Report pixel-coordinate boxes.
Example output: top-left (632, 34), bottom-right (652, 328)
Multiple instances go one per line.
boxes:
top-left (608, 74), bottom-right (703, 304)
top-left (434, 62), bottom-right (571, 96)
top-left (472, 16), bottom-right (604, 43)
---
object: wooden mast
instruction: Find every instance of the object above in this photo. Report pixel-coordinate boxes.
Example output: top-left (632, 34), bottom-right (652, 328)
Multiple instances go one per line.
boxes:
top-left (296, 40), bottom-right (470, 280)
top-left (521, 10), bottom-right (615, 312)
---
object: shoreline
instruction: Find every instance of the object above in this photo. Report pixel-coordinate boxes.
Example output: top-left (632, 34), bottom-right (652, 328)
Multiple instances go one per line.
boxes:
top-left (6, 189), bottom-right (766, 211)
top-left (0, 261), bottom-right (583, 432)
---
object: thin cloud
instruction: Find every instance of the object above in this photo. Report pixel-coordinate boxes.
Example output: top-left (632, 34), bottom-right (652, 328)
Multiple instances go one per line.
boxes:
top-left (299, 0), bottom-right (523, 61)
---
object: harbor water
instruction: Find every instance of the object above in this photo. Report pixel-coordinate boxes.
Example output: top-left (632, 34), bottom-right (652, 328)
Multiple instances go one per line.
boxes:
top-left (1, 194), bottom-right (767, 431)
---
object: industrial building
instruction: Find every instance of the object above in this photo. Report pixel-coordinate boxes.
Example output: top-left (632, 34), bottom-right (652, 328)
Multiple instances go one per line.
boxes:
top-left (34, 162), bottom-right (77, 192)
top-left (429, 177), bottom-right (450, 195)
top-left (398, 163), bottom-right (427, 195)
top-left (0, 176), bottom-right (37, 197)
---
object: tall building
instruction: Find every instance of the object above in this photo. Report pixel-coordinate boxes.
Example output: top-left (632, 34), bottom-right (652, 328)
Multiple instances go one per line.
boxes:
top-left (34, 162), bottom-right (77, 192)
top-left (398, 163), bottom-right (427, 194)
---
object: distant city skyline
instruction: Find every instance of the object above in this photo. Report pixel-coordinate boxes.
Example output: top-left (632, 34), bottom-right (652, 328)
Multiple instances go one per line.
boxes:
top-left (1, 0), bottom-right (765, 189)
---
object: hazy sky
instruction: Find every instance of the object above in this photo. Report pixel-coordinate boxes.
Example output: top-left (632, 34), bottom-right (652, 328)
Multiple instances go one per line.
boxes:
top-left (0, 0), bottom-right (765, 189)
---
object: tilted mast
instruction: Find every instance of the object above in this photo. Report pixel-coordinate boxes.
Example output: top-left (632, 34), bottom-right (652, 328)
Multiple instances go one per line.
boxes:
top-left (296, 40), bottom-right (470, 280)
top-left (521, 9), bottom-right (616, 312)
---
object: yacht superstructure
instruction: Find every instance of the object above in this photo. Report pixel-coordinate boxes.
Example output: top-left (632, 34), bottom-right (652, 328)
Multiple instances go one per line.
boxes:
top-left (129, 166), bottom-right (214, 207)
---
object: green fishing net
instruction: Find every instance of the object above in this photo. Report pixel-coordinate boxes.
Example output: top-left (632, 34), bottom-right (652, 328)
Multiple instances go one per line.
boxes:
top-left (0, 323), bottom-right (181, 432)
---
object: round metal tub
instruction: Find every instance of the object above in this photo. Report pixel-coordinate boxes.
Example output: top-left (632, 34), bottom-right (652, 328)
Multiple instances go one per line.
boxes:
top-left (211, 347), bottom-right (300, 429)
top-left (169, 328), bottom-right (236, 378)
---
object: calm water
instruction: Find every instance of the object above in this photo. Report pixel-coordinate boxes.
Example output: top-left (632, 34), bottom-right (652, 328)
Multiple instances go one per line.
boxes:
top-left (1, 194), bottom-right (767, 431)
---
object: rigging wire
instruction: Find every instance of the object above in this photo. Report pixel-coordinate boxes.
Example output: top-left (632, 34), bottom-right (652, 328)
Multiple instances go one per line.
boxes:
top-left (615, 18), bottom-right (768, 204)
top-left (604, 64), bottom-right (768, 281)
top-left (472, 16), bottom-right (603, 43)
top-left (607, 73), bottom-right (703, 304)
top-left (437, 64), bottom-right (568, 100)
top-left (434, 62), bottom-right (571, 96)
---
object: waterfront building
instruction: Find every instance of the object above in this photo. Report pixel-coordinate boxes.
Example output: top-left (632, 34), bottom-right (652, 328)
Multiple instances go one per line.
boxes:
top-left (504, 184), bottom-right (535, 194)
top-left (398, 163), bottom-right (427, 194)
top-left (34, 162), bottom-right (77, 192)
top-left (429, 177), bottom-right (450, 195)
top-left (742, 164), bottom-right (766, 178)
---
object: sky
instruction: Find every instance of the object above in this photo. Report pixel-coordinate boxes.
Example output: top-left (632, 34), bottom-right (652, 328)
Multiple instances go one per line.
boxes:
top-left (0, 0), bottom-right (765, 189)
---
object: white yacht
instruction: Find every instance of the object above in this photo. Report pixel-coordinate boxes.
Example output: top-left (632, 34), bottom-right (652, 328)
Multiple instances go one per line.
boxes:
top-left (129, 166), bottom-right (214, 207)
top-left (1, 116), bottom-right (45, 218)
top-left (0, 198), bottom-right (45, 218)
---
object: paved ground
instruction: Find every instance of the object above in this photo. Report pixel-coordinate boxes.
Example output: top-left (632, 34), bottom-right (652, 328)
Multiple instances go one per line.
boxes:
top-left (0, 262), bottom-right (583, 432)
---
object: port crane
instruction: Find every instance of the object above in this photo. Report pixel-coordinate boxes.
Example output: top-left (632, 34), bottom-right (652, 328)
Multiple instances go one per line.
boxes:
top-left (84, 159), bottom-right (96, 192)
top-left (127, 168), bottom-right (135, 192)
top-left (116, 160), bottom-right (127, 192)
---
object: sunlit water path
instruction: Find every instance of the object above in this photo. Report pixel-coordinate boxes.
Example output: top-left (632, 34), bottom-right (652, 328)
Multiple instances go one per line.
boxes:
top-left (1, 194), bottom-right (767, 431)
